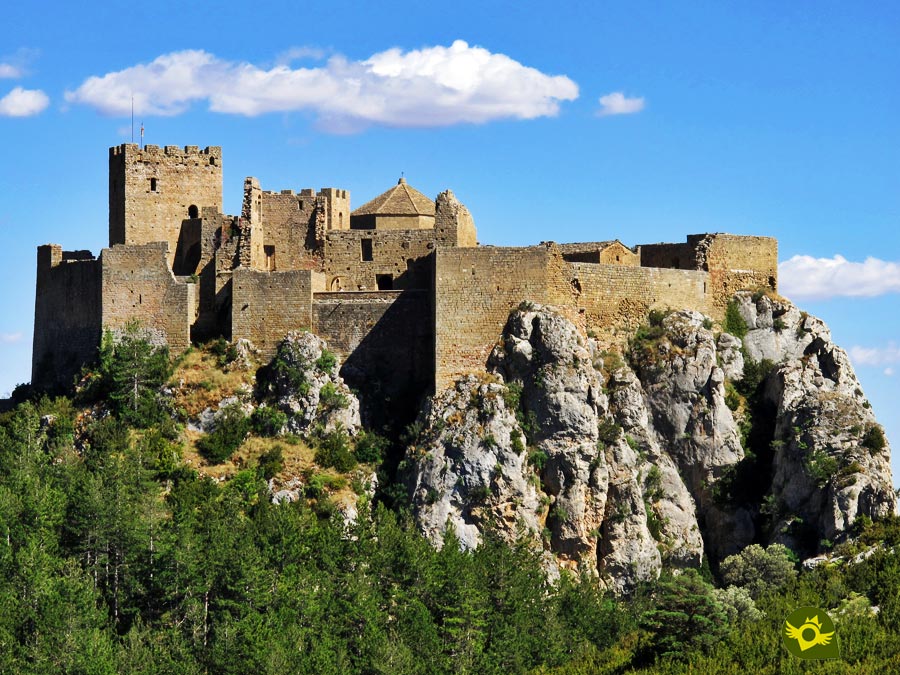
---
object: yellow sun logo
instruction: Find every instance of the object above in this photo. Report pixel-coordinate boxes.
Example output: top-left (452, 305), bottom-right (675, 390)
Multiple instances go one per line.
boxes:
top-left (785, 614), bottom-right (834, 651)
top-left (783, 607), bottom-right (840, 659)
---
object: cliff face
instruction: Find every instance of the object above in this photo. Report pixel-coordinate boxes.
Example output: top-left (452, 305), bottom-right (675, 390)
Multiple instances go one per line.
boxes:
top-left (406, 293), bottom-right (895, 592)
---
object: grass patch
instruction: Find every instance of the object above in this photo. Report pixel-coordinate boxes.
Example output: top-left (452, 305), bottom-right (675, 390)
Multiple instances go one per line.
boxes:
top-left (724, 300), bottom-right (748, 339)
top-left (170, 346), bottom-right (254, 418)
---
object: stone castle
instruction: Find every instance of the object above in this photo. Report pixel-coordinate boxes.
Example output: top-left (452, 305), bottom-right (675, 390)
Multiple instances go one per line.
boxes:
top-left (33, 144), bottom-right (777, 416)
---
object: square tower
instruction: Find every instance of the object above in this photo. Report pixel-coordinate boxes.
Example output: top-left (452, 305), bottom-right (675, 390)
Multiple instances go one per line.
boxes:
top-left (109, 144), bottom-right (223, 267)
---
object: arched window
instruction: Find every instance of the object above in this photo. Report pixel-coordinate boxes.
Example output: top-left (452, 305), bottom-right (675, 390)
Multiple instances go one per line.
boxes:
top-left (188, 205), bottom-right (199, 219)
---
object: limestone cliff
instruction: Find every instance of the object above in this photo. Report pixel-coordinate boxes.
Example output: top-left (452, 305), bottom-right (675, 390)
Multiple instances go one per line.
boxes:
top-left (405, 294), bottom-right (895, 592)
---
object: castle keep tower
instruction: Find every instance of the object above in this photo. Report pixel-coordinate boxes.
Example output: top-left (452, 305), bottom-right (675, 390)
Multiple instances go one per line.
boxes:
top-left (109, 144), bottom-right (223, 266)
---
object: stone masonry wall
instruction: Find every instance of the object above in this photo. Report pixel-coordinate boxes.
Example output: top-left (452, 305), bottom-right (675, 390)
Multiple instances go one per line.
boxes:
top-left (109, 144), bottom-right (222, 268)
top-left (567, 262), bottom-right (712, 339)
top-left (32, 245), bottom-right (102, 390)
top-left (699, 234), bottom-right (778, 312)
top-left (638, 242), bottom-right (697, 269)
top-left (260, 190), bottom-right (320, 270)
top-left (558, 242), bottom-right (639, 266)
top-left (313, 290), bottom-right (432, 424)
top-left (434, 190), bottom-right (477, 247)
top-left (434, 246), bottom-right (554, 390)
top-left (232, 268), bottom-right (325, 357)
top-left (325, 228), bottom-right (436, 291)
top-left (101, 242), bottom-right (195, 354)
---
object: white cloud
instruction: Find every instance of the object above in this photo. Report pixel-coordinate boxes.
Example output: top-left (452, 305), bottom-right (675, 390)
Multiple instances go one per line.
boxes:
top-left (0, 87), bottom-right (49, 117)
top-left (885, 367), bottom-right (894, 377)
top-left (597, 91), bottom-right (645, 116)
top-left (0, 63), bottom-right (22, 79)
top-left (275, 46), bottom-right (326, 65)
top-left (65, 41), bottom-right (579, 132)
top-left (779, 254), bottom-right (900, 301)
top-left (0, 332), bottom-right (22, 344)
top-left (0, 48), bottom-right (39, 79)
top-left (849, 343), bottom-right (900, 367)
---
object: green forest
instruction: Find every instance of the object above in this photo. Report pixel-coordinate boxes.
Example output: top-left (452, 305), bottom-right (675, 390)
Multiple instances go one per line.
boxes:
top-left (2, 335), bottom-right (900, 674)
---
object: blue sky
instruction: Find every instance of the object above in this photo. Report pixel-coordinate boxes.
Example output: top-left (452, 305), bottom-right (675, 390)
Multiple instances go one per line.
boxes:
top-left (1, 2), bottom-right (897, 484)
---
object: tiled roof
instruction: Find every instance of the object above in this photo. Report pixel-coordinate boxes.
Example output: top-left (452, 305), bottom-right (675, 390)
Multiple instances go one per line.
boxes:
top-left (352, 178), bottom-right (435, 217)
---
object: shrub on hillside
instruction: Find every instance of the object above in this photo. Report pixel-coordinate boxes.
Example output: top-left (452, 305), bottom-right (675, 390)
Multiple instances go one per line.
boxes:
top-left (197, 403), bottom-right (250, 464)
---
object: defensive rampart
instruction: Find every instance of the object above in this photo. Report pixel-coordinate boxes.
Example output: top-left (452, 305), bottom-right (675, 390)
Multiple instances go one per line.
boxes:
top-left (313, 289), bottom-right (432, 426)
top-left (101, 242), bottom-right (196, 353)
top-left (232, 268), bottom-right (325, 356)
top-left (32, 246), bottom-right (102, 390)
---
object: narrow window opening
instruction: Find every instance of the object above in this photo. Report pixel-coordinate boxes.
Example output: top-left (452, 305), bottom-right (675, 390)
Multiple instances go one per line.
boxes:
top-left (188, 204), bottom-right (199, 219)
top-left (150, 177), bottom-right (158, 192)
top-left (376, 274), bottom-right (393, 290)
top-left (673, 257), bottom-right (681, 269)
top-left (361, 238), bottom-right (373, 261)
top-left (265, 245), bottom-right (276, 271)
top-left (339, 212), bottom-right (343, 227)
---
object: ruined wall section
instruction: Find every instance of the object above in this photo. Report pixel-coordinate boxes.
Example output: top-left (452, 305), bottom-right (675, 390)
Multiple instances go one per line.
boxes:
top-left (638, 242), bottom-right (697, 269)
top-left (434, 246), bottom-right (553, 390)
top-left (242, 177), bottom-right (262, 226)
top-left (434, 190), bottom-right (477, 247)
top-left (32, 245), bottom-right (102, 390)
top-left (109, 145), bottom-right (222, 268)
top-left (232, 268), bottom-right (325, 357)
top-left (568, 263), bottom-right (712, 340)
top-left (101, 242), bottom-right (195, 354)
top-left (703, 234), bottom-right (778, 310)
top-left (324, 228), bottom-right (436, 291)
top-left (259, 190), bottom-right (320, 270)
top-left (319, 188), bottom-right (350, 232)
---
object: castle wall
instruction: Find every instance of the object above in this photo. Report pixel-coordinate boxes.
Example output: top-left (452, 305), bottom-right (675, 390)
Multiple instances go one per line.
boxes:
top-left (324, 228), bottom-right (435, 291)
top-left (258, 190), bottom-right (321, 270)
top-left (109, 144), bottom-right (222, 268)
top-left (231, 268), bottom-right (325, 356)
top-left (319, 188), bottom-right (350, 232)
top-left (313, 290), bottom-right (432, 424)
top-left (101, 242), bottom-right (195, 354)
top-left (567, 262), bottom-right (712, 337)
top-left (558, 242), bottom-right (639, 266)
top-left (434, 191), bottom-right (477, 247)
top-left (434, 246), bottom-right (554, 390)
top-left (704, 234), bottom-right (778, 307)
top-left (638, 242), bottom-right (696, 269)
top-left (32, 245), bottom-right (102, 390)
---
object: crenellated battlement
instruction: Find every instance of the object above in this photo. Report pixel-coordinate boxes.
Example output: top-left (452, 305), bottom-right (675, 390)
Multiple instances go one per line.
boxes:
top-left (109, 144), bottom-right (222, 159)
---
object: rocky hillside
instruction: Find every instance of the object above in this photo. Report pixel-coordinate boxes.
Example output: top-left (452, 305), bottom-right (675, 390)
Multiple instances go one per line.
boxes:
top-left (406, 292), bottom-right (895, 592)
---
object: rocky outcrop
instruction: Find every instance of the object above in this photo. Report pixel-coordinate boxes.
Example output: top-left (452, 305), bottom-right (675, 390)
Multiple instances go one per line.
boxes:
top-left (259, 331), bottom-right (361, 435)
top-left (406, 297), bottom-right (895, 592)
top-left (408, 374), bottom-right (543, 552)
top-left (734, 292), bottom-right (895, 549)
